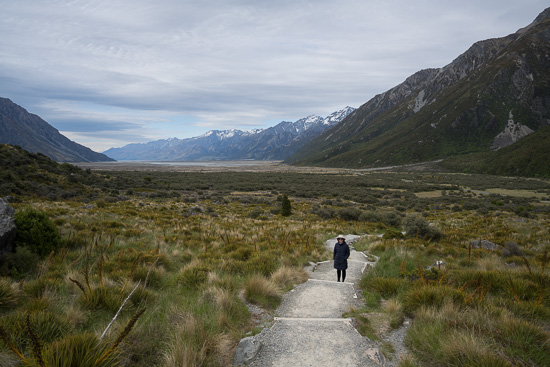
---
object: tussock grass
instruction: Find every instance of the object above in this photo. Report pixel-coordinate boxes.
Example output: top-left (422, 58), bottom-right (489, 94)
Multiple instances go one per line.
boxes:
top-left (368, 277), bottom-right (405, 298)
top-left (244, 275), bottom-right (282, 309)
top-left (2, 164), bottom-right (549, 365)
top-left (162, 312), bottom-right (214, 367)
top-left (44, 332), bottom-right (120, 367)
top-left (270, 265), bottom-right (309, 291)
top-left (0, 279), bottom-right (19, 311)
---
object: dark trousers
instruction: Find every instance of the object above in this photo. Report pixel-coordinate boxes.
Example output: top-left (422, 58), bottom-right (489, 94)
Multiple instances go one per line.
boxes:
top-left (337, 269), bottom-right (346, 282)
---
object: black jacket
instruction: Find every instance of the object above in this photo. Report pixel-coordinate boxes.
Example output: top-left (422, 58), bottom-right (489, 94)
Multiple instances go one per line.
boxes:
top-left (333, 241), bottom-right (350, 270)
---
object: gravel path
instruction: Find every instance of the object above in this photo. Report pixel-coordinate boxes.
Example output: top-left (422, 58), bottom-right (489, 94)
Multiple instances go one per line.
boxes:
top-left (234, 234), bottom-right (411, 366)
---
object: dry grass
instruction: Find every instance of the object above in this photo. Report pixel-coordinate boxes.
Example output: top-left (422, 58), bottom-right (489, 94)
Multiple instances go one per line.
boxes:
top-left (270, 265), bottom-right (309, 290)
top-left (163, 312), bottom-right (211, 367)
top-left (383, 298), bottom-right (403, 316)
top-left (243, 275), bottom-right (282, 309)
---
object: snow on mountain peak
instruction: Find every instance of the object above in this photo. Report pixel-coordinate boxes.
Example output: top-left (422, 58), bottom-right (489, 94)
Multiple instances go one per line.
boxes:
top-left (322, 106), bottom-right (356, 125)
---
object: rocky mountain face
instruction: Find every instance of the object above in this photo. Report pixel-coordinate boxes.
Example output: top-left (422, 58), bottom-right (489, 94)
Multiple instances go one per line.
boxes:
top-left (286, 8), bottom-right (550, 171)
top-left (0, 98), bottom-right (114, 162)
top-left (103, 107), bottom-right (355, 161)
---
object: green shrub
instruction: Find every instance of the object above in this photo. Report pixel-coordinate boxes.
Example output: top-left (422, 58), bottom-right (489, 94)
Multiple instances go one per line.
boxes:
top-left (248, 208), bottom-right (264, 219)
top-left (383, 228), bottom-right (405, 239)
top-left (4, 245), bottom-right (40, 278)
top-left (501, 241), bottom-right (523, 258)
top-left (338, 207), bottom-right (362, 221)
top-left (310, 205), bottom-right (336, 219)
top-left (15, 208), bottom-right (61, 257)
top-left (380, 211), bottom-right (402, 227)
top-left (281, 194), bottom-right (292, 216)
top-left (359, 210), bottom-right (381, 223)
top-left (404, 216), bottom-right (443, 241)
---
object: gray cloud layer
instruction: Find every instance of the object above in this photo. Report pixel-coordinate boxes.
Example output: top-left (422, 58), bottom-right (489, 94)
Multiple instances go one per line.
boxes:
top-left (0, 0), bottom-right (547, 151)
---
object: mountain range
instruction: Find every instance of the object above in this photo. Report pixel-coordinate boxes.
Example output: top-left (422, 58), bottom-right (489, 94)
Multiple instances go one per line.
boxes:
top-left (103, 107), bottom-right (355, 161)
top-left (1, 7), bottom-right (549, 177)
top-left (285, 7), bottom-right (550, 176)
top-left (0, 97), bottom-right (113, 163)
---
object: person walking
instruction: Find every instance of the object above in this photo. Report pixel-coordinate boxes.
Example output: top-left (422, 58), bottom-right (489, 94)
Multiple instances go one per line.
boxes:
top-left (333, 235), bottom-right (350, 282)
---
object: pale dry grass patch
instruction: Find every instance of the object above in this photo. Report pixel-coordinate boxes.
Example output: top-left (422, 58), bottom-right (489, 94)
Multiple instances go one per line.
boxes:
top-left (270, 265), bottom-right (309, 290)
top-left (64, 304), bottom-right (87, 328)
top-left (244, 275), bottom-right (282, 309)
top-left (395, 246), bottom-right (415, 259)
top-left (477, 254), bottom-right (507, 272)
top-left (415, 301), bottom-right (461, 324)
top-left (213, 333), bottom-right (238, 367)
top-left (163, 311), bottom-right (212, 367)
top-left (202, 286), bottom-right (234, 311)
top-left (207, 272), bottom-right (221, 285)
top-left (383, 298), bottom-right (403, 316)
top-left (440, 331), bottom-right (489, 360)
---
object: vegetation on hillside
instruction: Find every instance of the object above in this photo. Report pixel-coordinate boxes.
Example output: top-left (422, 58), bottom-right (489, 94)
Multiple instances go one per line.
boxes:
top-left (0, 144), bottom-right (549, 366)
top-left (439, 124), bottom-right (550, 178)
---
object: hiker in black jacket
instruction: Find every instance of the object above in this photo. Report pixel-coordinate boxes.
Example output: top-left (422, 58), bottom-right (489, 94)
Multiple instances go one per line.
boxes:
top-left (333, 235), bottom-right (350, 282)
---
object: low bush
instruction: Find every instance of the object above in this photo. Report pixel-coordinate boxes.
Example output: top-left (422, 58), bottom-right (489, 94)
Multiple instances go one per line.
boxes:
top-left (338, 207), bottom-right (362, 221)
top-left (404, 216), bottom-right (443, 241)
top-left (4, 245), bottom-right (40, 278)
top-left (14, 208), bottom-right (61, 257)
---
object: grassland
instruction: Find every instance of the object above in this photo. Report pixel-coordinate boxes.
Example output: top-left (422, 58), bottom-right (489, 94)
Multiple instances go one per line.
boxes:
top-left (0, 145), bottom-right (549, 366)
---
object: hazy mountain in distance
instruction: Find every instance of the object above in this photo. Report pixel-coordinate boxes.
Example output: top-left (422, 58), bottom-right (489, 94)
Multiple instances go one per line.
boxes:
top-left (103, 107), bottom-right (355, 161)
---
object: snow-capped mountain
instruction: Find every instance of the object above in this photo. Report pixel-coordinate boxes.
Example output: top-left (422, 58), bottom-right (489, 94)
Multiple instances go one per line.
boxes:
top-left (103, 107), bottom-right (355, 161)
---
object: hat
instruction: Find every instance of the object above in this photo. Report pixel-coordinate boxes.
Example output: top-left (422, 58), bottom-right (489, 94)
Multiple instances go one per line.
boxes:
top-left (336, 235), bottom-right (345, 240)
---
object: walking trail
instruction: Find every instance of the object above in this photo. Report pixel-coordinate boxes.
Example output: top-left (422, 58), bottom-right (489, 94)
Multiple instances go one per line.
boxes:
top-left (233, 234), bottom-right (410, 366)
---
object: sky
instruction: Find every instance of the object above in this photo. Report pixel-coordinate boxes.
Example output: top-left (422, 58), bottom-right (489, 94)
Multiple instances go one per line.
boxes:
top-left (1, 0), bottom-right (548, 152)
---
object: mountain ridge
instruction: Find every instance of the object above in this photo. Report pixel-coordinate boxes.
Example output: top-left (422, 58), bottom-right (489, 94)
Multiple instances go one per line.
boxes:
top-left (103, 107), bottom-right (355, 161)
top-left (285, 7), bottom-right (550, 174)
top-left (0, 97), bottom-right (114, 163)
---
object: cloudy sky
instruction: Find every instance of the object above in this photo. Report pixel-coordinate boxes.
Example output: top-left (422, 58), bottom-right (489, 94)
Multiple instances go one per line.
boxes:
top-left (1, 0), bottom-right (547, 152)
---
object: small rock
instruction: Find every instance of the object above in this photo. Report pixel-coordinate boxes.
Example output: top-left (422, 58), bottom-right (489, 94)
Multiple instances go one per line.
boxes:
top-left (364, 347), bottom-right (386, 365)
top-left (0, 197), bottom-right (17, 259)
top-left (426, 260), bottom-right (445, 270)
top-left (233, 336), bottom-right (261, 366)
top-left (470, 240), bottom-right (500, 250)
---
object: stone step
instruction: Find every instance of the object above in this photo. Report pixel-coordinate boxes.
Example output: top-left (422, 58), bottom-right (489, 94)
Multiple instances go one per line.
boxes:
top-left (276, 279), bottom-right (360, 319)
top-left (246, 319), bottom-right (374, 367)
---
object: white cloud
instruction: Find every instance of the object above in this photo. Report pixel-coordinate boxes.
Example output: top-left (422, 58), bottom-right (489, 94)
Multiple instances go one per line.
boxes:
top-left (0, 0), bottom-right (548, 151)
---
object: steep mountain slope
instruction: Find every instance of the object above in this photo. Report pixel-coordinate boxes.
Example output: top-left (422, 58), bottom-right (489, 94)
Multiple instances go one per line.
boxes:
top-left (0, 98), bottom-right (114, 162)
top-left (286, 8), bottom-right (550, 172)
top-left (104, 107), bottom-right (355, 161)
